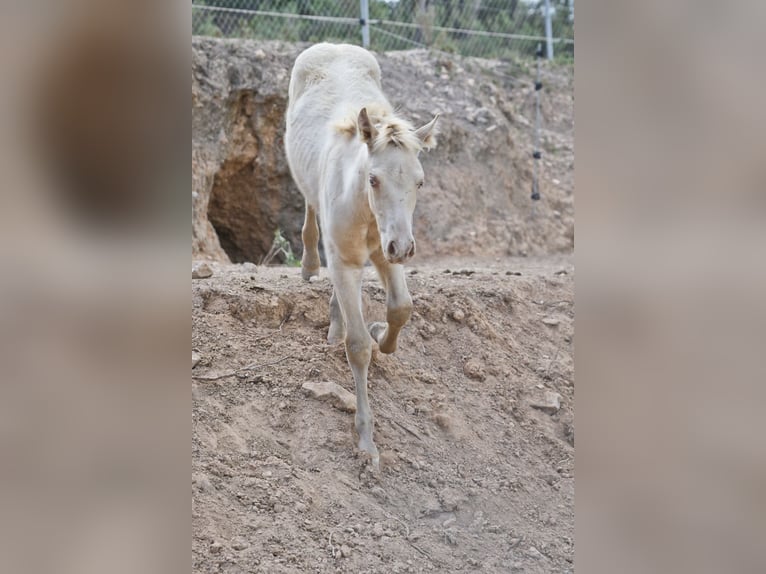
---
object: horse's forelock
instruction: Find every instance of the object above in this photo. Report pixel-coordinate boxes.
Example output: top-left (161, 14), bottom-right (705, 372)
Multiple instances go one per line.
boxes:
top-left (335, 108), bottom-right (423, 153)
top-left (371, 116), bottom-right (422, 154)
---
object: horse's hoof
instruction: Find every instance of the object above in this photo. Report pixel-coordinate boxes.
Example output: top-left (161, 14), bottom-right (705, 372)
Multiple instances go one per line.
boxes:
top-left (301, 266), bottom-right (319, 281)
top-left (368, 321), bottom-right (386, 343)
top-left (358, 439), bottom-right (380, 471)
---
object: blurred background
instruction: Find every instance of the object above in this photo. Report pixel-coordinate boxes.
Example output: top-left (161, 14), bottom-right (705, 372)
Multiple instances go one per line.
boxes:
top-left (192, 0), bottom-right (574, 59)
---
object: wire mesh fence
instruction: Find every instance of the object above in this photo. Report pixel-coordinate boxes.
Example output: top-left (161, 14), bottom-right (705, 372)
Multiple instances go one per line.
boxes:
top-left (192, 1), bottom-right (574, 60)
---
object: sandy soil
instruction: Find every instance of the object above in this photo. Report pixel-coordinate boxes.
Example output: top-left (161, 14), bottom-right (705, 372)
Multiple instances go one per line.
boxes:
top-left (192, 256), bottom-right (574, 573)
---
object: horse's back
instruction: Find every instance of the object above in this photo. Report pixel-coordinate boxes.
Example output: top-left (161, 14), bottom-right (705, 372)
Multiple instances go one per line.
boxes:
top-left (286, 43), bottom-right (383, 208)
top-left (288, 43), bottom-right (381, 103)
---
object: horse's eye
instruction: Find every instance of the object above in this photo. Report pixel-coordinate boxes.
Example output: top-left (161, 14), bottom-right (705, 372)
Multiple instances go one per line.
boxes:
top-left (369, 175), bottom-right (379, 187)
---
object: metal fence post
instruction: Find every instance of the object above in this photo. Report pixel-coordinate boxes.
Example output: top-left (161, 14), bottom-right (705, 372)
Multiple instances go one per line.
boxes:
top-left (360, 0), bottom-right (370, 48)
top-left (544, 0), bottom-right (554, 59)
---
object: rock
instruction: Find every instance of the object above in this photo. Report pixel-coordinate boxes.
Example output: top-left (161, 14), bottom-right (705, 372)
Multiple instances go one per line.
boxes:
top-left (372, 522), bottom-right (384, 538)
top-left (442, 517), bottom-right (456, 528)
top-left (231, 537), bottom-right (249, 551)
top-left (192, 351), bottom-right (201, 369)
top-left (527, 546), bottom-right (545, 560)
top-left (451, 308), bottom-right (465, 322)
top-left (542, 317), bottom-right (560, 326)
top-left (301, 381), bottom-right (357, 413)
top-left (370, 486), bottom-right (387, 500)
top-left (209, 541), bottom-right (223, 554)
top-left (192, 262), bottom-right (213, 279)
top-left (531, 391), bottom-right (562, 414)
top-left (340, 544), bottom-right (351, 558)
top-left (438, 487), bottom-right (466, 512)
top-left (463, 360), bottom-right (486, 381)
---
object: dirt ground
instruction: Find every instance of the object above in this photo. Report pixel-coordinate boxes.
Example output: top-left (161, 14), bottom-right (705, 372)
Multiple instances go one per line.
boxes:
top-left (192, 256), bottom-right (574, 573)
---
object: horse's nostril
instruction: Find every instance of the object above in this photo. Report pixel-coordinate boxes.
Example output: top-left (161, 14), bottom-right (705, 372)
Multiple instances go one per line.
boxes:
top-left (387, 241), bottom-right (397, 257)
top-left (407, 243), bottom-right (416, 258)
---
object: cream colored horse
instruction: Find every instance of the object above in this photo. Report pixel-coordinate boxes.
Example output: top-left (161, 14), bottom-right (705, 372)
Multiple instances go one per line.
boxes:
top-left (285, 43), bottom-right (438, 468)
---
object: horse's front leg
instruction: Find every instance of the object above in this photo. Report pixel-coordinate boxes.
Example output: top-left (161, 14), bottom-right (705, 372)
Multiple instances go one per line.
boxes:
top-left (328, 258), bottom-right (379, 469)
top-left (369, 249), bottom-right (413, 354)
top-left (301, 202), bottom-right (321, 281)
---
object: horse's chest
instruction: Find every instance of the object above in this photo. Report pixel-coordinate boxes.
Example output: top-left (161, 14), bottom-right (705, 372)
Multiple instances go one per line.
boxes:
top-left (365, 221), bottom-right (382, 253)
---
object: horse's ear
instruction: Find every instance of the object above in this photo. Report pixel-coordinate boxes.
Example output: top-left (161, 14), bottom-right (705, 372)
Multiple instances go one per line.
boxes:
top-left (414, 114), bottom-right (440, 150)
top-left (358, 107), bottom-right (378, 147)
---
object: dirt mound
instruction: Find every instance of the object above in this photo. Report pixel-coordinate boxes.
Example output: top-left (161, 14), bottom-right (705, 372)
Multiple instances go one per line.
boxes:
top-left (192, 257), bottom-right (574, 573)
top-left (192, 38), bottom-right (574, 264)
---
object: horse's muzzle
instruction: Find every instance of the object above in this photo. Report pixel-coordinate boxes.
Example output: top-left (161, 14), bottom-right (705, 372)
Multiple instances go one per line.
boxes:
top-left (384, 238), bottom-right (416, 264)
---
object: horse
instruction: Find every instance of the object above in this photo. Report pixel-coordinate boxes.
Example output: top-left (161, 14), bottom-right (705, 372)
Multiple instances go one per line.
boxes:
top-left (284, 43), bottom-right (439, 469)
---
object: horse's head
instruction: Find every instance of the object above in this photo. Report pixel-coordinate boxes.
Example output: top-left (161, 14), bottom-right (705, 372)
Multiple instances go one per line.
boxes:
top-left (358, 108), bottom-right (439, 264)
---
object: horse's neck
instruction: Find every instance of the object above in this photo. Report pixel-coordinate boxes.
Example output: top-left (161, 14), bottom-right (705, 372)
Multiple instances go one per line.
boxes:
top-left (323, 136), bottom-right (373, 223)
top-left (345, 144), bottom-right (374, 221)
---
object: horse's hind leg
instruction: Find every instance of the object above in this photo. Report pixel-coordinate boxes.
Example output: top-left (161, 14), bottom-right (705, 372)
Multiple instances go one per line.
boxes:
top-left (369, 250), bottom-right (413, 354)
top-left (327, 288), bottom-right (345, 345)
top-left (301, 203), bottom-right (320, 281)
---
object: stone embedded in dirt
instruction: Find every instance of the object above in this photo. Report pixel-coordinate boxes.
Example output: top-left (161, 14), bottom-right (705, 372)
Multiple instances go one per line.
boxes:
top-left (531, 391), bottom-right (562, 414)
top-left (542, 317), bottom-right (560, 326)
top-left (231, 537), bottom-right (249, 551)
top-left (192, 262), bottom-right (213, 279)
top-left (372, 522), bottom-right (384, 538)
top-left (433, 413), bottom-right (454, 432)
top-left (451, 308), bottom-right (465, 322)
top-left (192, 351), bottom-right (201, 369)
top-left (340, 544), bottom-right (351, 558)
top-left (439, 487), bottom-right (466, 512)
top-left (301, 381), bottom-right (356, 413)
top-left (209, 541), bottom-right (223, 554)
top-left (527, 546), bottom-right (545, 560)
top-left (463, 360), bottom-right (487, 381)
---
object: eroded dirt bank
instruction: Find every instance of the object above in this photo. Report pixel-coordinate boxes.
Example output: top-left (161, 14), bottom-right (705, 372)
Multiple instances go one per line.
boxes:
top-left (192, 257), bottom-right (573, 573)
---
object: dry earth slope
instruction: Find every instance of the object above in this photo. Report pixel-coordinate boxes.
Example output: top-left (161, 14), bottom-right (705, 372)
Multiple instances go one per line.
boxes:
top-left (193, 258), bottom-right (573, 573)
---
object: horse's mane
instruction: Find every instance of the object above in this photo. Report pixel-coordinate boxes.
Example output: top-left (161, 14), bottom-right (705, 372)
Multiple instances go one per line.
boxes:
top-left (334, 104), bottom-right (432, 152)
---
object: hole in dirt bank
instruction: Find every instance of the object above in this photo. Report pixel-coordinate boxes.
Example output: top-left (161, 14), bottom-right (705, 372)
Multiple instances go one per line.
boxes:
top-left (206, 91), bottom-right (306, 264)
top-left (208, 160), bottom-right (280, 263)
